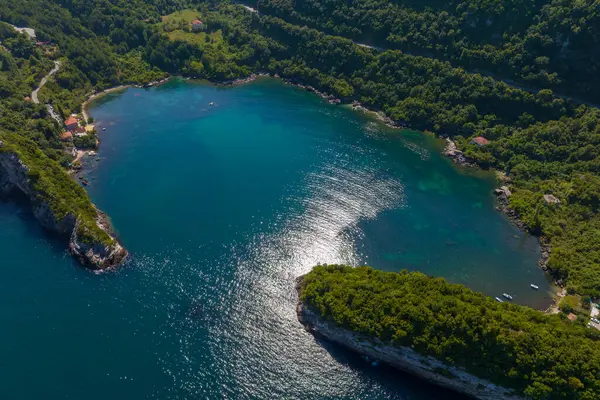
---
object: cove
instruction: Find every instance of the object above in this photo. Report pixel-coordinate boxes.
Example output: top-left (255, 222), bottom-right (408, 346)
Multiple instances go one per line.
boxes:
top-left (0, 78), bottom-right (552, 399)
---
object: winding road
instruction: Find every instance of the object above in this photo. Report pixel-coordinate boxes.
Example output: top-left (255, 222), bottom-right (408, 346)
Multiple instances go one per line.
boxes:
top-left (32, 60), bottom-right (60, 104)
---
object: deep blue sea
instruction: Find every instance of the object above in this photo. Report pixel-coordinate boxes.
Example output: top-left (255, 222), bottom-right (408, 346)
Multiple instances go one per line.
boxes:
top-left (0, 78), bottom-right (552, 399)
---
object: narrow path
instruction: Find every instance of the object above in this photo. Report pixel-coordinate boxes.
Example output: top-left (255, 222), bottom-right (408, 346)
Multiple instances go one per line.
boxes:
top-left (240, 4), bottom-right (258, 13)
top-left (32, 60), bottom-right (60, 104)
top-left (354, 42), bottom-right (385, 52)
top-left (234, 0), bottom-right (258, 13)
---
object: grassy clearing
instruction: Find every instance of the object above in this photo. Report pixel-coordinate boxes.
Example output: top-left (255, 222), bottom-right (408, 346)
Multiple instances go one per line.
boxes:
top-left (559, 295), bottom-right (584, 314)
top-left (161, 9), bottom-right (203, 34)
top-left (162, 9), bottom-right (201, 25)
top-left (167, 29), bottom-right (224, 48)
top-left (162, 9), bottom-right (236, 62)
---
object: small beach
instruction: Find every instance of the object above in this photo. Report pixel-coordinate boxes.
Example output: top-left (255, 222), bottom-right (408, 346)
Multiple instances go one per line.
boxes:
top-left (81, 78), bottom-right (171, 121)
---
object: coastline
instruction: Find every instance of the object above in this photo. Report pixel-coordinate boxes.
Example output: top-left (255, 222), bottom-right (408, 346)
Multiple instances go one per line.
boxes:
top-left (185, 71), bottom-right (406, 130)
top-left (493, 187), bottom-right (562, 312)
top-left (81, 85), bottom-right (131, 122)
top-left (442, 137), bottom-right (560, 309)
top-left (81, 77), bottom-right (171, 121)
top-left (296, 298), bottom-right (524, 400)
top-left (80, 73), bottom-right (559, 308)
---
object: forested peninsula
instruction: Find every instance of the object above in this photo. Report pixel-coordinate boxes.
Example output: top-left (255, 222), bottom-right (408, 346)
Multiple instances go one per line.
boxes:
top-left (1, 0), bottom-right (600, 393)
top-left (298, 265), bottom-right (600, 400)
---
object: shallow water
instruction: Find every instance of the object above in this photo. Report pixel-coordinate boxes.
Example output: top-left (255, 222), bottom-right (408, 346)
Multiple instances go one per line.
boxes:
top-left (0, 78), bottom-right (552, 399)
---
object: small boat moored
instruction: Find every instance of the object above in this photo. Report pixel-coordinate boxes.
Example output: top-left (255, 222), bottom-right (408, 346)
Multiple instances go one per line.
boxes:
top-left (209, 101), bottom-right (215, 106)
top-left (502, 293), bottom-right (513, 301)
top-left (495, 297), bottom-right (503, 303)
top-left (530, 284), bottom-right (539, 290)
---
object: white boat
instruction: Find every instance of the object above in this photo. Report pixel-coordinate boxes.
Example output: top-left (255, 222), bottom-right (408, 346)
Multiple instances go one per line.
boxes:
top-left (495, 297), bottom-right (503, 303)
top-left (502, 293), bottom-right (513, 301)
top-left (530, 284), bottom-right (539, 290)
top-left (209, 101), bottom-right (215, 106)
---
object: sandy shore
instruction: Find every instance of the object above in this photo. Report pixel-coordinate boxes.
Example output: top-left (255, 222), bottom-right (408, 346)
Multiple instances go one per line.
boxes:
top-left (81, 78), bottom-right (171, 121)
top-left (81, 85), bottom-right (131, 121)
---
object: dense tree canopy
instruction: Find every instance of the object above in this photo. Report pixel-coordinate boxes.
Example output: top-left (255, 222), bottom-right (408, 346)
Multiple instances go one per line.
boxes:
top-left (299, 265), bottom-right (600, 399)
top-left (256, 0), bottom-right (600, 104)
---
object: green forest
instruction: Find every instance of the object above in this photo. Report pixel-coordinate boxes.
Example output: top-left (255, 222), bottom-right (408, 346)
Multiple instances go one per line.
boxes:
top-left (299, 265), bottom-right (600, 399)
top-left (3, 0), bottom-right (600, 395)
top-left (1, 0), bottom-right (600, 351)
top-left (256, 0), bottom-right (600, 105)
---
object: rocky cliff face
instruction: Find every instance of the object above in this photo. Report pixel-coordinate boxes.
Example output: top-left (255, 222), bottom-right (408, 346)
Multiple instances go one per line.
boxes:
top-left (297, 302), bottom-right (525, 400)
top-left (0, 149), bottom-right (127, 270)
top-left (68, 213), bottom-right (127, 270)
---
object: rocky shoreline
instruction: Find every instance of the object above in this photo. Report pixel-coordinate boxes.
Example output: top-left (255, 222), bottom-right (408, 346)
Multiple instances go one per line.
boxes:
top-left (278, 77), bottom-right (410, 130)
top-left (213, 72), bottom-right (269, 86)
top-left (442, 137), bottom-right (477, 168)
top-left (0, 148), bottom-right (127, 270)
top-left (296, 295), bottom-right (524, 400)
top-left (493, 185), bottom-right (555, 286)
top-left (206, 72), bottom-right (409, 130)
top-left (349, 101), bottom-right (409, 129)
top-left (442, 136), bottom-right (559, 303)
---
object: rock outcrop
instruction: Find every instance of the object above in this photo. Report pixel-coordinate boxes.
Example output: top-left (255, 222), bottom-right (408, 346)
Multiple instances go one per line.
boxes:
top-left (0, 149), bottom-right (127, 270)
top-left (297, 301), bottom-right (524, 400)
top-left (493, 184), bottom-right (553, 283)
top-left (494, 184), bottom-right (526, 230)
top-left (68, 219), bottom-right (127, 270)
top-left (443, 138), bottom-right (476, 167)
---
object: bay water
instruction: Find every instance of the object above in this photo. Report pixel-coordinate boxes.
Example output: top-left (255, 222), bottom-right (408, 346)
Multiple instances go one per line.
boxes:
top-left (0, 78), bottom-right (552, 399)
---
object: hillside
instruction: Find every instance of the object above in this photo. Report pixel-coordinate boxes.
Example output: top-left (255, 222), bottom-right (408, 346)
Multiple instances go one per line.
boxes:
top-left (0, 1), bottom-right (599, 291)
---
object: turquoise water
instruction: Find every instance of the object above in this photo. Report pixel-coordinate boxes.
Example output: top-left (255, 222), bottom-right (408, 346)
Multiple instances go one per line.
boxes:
top-left (0, 78), bottom-right (552, 399)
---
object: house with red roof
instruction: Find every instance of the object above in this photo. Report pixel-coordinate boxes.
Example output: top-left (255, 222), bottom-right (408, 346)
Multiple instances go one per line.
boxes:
top-left (64, 116), bottom-right (78, 131)
top-left (74, 127), bottom-right (87, 137)
top-left (191, 19), bottom-right (204, 32)
top-left (471, 136), bottom-right (490, 147)
top-left (60, 131), bottom-right (73, 141)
